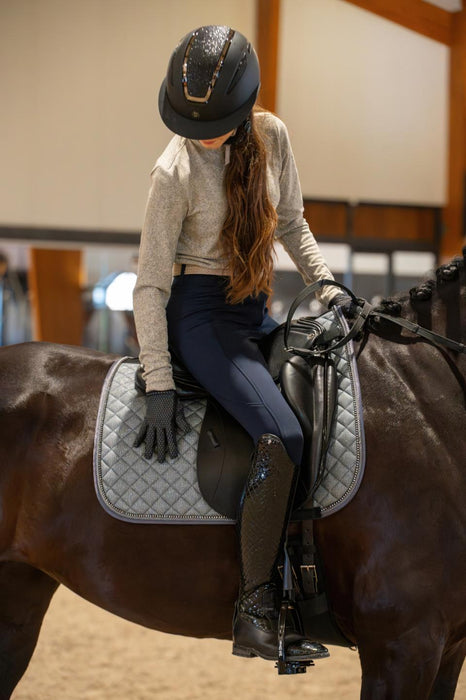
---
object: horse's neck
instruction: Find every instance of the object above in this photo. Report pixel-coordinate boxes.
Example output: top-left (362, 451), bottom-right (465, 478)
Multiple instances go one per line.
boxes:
top-left (405, 271), bottom-right (465, 346)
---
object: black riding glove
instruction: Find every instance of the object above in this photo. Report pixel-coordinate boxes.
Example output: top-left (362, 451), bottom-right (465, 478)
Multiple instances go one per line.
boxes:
top-left (329, 293), bottom-right (358, 319)
top-left (133, 389), bottom-right (190, 462)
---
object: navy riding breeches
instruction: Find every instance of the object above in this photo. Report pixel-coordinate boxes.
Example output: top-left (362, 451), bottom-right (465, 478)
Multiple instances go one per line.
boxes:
top-left (166, 274), bottom-right (304, 465)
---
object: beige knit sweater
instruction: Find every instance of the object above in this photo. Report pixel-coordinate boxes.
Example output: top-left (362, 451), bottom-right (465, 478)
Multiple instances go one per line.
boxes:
top-left (133, 111), bottom-right (339, 392)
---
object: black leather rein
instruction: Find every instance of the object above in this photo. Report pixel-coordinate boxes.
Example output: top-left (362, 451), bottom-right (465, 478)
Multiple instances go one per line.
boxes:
top-left (284, 279), bottom-right (466, 357)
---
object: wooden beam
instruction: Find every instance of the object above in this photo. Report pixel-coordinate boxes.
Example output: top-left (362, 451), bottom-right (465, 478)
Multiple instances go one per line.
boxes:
top-left (256, 0), bottom-right (281, 112)
top-left (442, 8), bottom-right (466, 259)
top-left (343, 0), bottom-right (453, 45)
top-left (29, 248), bottom-right (84, 344)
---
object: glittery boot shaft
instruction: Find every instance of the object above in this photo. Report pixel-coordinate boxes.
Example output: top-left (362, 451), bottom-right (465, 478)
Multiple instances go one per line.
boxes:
top-left (238, 434), bottom-right (296, 593)
top-left (233, 433), bottom-right (329, 662)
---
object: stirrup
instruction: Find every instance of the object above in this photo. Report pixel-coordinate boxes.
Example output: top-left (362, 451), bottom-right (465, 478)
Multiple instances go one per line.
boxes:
top-left (275, 600), bottom-right (314, 675)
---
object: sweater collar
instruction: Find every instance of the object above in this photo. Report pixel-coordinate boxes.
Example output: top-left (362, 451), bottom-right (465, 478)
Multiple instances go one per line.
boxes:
top-left (187, 138), bottom-right (228, 165)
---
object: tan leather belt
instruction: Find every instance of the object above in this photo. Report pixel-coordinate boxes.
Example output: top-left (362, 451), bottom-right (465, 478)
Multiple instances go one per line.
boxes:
top-left (173, 263), bottom-right (228, 276)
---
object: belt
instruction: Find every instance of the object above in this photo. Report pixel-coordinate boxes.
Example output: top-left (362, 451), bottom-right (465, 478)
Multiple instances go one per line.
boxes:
top-left (173, 263), bottom-right (229, 276)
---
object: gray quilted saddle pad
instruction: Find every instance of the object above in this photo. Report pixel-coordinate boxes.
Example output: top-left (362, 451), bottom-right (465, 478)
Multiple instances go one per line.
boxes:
top-left (93, 311), bottom-right (365, 524)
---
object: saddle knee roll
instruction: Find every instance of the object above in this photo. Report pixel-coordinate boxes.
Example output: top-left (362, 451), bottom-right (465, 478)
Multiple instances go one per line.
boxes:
top-left (280, 356), bottom-right (337, 502)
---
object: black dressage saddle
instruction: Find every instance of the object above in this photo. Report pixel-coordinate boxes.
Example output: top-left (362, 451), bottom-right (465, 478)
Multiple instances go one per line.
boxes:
top-left (135, 320), bottom-right (339, 520)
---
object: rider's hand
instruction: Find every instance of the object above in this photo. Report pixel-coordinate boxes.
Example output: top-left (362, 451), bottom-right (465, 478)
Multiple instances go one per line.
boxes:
top-left (133, 389), bottom-right (190, 462)
top-left (329, 293), bottom-right (358, 319)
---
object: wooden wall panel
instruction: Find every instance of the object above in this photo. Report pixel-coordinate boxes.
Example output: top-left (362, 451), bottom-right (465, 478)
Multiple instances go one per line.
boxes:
top-left (343, 0), bottom-right (452, 46)
top-left (304, 201), bottom-right (348, 238)
top-left (353, 205), bottom-right (437, 244)
top-left (29, 248), bottom-right (84, 344)
top-left (302, 199), bottom-right (440, 251)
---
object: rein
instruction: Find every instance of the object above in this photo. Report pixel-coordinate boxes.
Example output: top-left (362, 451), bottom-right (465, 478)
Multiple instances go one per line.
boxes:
top-left (284, 279), bottom-right (466, 357)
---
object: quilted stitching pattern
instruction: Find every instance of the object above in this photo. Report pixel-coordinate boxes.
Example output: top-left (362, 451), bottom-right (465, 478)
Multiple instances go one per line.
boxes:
top-left (94, 361), bottom-right (231, 523)
top-left (93, 310), bottom-right (365, 524)
top-left (312, 312), bottom-right (364, 515)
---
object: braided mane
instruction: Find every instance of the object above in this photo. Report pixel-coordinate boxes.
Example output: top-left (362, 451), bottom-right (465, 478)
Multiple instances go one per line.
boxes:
top-left (373, 248), bottom-right (465, 317)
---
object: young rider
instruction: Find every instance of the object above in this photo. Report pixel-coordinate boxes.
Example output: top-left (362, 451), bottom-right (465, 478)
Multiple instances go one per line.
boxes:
top-left (133, 25), bottom-right (349, 665)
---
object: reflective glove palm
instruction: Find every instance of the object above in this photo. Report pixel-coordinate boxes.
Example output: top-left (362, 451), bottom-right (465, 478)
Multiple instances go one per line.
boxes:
top-left (134, 389), bottom-right (190, 462)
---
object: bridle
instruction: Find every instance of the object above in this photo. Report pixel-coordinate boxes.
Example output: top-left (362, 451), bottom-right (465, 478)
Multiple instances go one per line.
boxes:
top-left (284, 279), bottom-right (466, 357)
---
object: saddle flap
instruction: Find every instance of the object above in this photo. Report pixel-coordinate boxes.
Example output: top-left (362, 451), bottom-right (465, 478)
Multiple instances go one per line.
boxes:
top-left (280, 356), bottom-right (337, 504)
top-left (196, 399), bottom-right (254, 520)
top-left (280, 356), bottom-right (315, 438)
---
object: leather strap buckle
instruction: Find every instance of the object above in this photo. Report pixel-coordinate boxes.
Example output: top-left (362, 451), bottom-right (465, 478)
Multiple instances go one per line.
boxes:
top-left (300, 564), bottom-right (319, 594)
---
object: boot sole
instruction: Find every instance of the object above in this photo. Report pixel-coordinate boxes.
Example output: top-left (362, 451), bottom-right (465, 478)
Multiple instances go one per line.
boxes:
top-left (232, 643), bottom-right (330, 662)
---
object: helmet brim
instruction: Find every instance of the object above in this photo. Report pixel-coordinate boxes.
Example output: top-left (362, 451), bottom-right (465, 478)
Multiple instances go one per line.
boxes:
top-left (158, 79), bottom-right (259, 140)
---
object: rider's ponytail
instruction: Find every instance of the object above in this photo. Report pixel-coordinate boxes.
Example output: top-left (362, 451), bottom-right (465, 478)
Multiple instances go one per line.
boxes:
top-left (222, 107), bottom-right (278, 304)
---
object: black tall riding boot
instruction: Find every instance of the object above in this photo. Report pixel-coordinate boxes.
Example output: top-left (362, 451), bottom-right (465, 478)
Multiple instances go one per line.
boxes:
top-left (232, 433), bottom-right (329, 663)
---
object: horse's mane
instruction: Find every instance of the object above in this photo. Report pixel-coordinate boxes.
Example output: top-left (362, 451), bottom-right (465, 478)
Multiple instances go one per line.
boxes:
top-left (373, 248), bottom-right (465, 317)
top-left (360, 249), bottom-right (465, 398)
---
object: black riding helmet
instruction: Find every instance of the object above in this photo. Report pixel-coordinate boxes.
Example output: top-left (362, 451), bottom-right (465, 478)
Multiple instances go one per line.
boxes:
top-left (158, 25), bottom-right (260, 140)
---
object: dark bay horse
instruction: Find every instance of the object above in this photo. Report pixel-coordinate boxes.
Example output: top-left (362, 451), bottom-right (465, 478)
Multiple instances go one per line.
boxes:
top-left (0, 256), bottom-right (465, 699)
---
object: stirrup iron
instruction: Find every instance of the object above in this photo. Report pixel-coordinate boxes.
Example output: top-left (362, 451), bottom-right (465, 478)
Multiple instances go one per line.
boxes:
top-left (275, 600), bottom-right (314, 675)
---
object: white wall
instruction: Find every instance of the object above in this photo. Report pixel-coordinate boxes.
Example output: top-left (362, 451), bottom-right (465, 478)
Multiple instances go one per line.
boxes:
top-left (277, 0), bottom-right (449, 205)
top-left (0, 0), bottom-right (450, 233)
top-left (0, 0), bottom-right (255, 230)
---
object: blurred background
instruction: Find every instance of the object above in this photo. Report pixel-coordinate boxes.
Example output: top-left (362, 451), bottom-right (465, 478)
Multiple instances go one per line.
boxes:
top-left (1, 0), bottom-right (465, 355)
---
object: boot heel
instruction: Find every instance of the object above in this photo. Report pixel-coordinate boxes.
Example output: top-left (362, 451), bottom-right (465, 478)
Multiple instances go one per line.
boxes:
top-left (232, 644), bottom-right (256, 658)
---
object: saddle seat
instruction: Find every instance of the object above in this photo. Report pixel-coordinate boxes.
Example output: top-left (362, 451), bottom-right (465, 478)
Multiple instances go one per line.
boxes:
top-left (135, 323), bottom-right (290, 399)
top-left (134, 319), bottom-right (339, 520)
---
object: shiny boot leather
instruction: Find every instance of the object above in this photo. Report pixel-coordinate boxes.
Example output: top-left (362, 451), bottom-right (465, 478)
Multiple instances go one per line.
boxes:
top-left (233, 583), bottom-right (329, 661)
top-left (232, 434), bottom-right (329, 662)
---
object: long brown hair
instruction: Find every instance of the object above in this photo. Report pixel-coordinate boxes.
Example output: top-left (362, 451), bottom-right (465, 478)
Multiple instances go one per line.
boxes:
top-left (222, 107), bottom-right (278, 304)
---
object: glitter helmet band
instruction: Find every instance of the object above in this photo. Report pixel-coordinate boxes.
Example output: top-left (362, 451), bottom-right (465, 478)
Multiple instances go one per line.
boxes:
top-left (159, 25), bottom-right (260, 139)
top-left (182, 28), bottom-right (235, 104)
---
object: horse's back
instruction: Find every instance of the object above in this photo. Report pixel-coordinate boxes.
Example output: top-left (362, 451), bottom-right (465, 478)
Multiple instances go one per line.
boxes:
top-left (0, 342), bottom-right (116, 558)
top-left (0, 341), bottom-right (115, 397)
